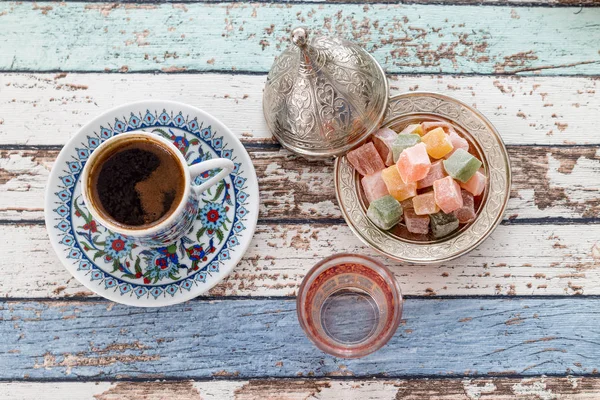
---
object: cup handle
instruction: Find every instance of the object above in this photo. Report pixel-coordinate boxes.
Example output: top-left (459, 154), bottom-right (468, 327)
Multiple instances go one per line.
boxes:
top-left (189, 158), bottom-right (235, 196)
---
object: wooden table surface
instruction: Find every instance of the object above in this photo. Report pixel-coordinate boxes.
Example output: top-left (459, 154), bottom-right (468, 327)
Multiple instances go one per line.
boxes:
top-left (1, 0), bottom-right (600, 398)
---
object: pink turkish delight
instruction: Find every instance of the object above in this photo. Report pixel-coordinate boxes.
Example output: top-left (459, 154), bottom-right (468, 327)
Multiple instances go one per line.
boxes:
top-left (401, 198), bottom-right (414, 210)
top-left (444, 128), bottom-right (470, 159)
top-left (433, 176), bottom-right (463, 213)
top-left (404, 208), bottom-right (430, 235)
top-left (372, 128), bottom-right (398, 166)
top-left (417, 160), bottom-right (447, 189)
top-left (396, 142), bottom-right (431, 183)
top-left (347, 142), bottom-right (385, 176)
top-left (459, 170), bottom-right (486, 196)
top-left (361, 171), bottom-right (389, 204)
top-left (453, 190), bottom-right (476, 224)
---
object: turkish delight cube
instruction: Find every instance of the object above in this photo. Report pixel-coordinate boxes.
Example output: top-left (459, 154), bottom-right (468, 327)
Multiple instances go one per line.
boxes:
top-left (396, 142), bottom-right (431, 183)
top-left (381, 165), bottom-right (417, 202)
top-left (444, 128), bottom-right (470, 159)
top-left (429, 211), bottom-right (460, 239)
top-left (459, 170), bottom-right (486, 197)
top-left (421, 127), bottom-right (454, 159)
top-left (361, 171), bottom-right (389, 203)
top-left (372, 128), bottom-right (398, 166)
top-left (367, 195), bottom-right (403, 230)
top-left (392, 134), bottom-right (421, 163)
top-left (412, 192), bottom-right (440, 215)
top-left (453, 190), bottom-right (476, 224)
top-left (443, 149), bottom-right (482, 183)
top-left (417, 160), bottom-right (447, 189)
top-left (404, 208), bottom-right (430, 235)
top-left (433, 176), bottom-right (464, 213)
top-left (347, 142), bottom-right (386, 176)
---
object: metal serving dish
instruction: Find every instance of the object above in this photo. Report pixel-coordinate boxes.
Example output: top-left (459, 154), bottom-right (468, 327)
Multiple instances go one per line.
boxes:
top-left (334, 92), bottom-right (511, 263)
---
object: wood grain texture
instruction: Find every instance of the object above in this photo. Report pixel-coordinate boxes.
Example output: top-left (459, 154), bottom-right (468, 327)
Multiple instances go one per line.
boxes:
top-left (1, 145), bottom-right (599, 221)
top-left (325, 0), bottom-right (600, 4)
top-left (3, 377), bottom-right (600, 399)
top-left (1, 222), bottom-right (598, 298)
top-left (0, 4), bottom-right (599, 74)
top-left (1, 298), bottom-right (600, 379)
top-left (1, 73), bottom-right (597, 146)
top-left (26, 0), bottom-right (600, 5)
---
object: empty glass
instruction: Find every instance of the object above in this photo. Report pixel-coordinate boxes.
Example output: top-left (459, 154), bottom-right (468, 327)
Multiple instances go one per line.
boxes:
top-left (297, 254), bottom-right (403, 358)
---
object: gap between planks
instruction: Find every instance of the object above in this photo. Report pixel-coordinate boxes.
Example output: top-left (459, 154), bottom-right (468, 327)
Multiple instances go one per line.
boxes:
top-left (2, 377), bottom-right (600, 399)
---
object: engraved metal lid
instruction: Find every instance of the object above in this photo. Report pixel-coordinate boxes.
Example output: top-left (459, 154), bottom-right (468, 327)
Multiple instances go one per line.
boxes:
top-left (263, 27), bottom-right (389, 159)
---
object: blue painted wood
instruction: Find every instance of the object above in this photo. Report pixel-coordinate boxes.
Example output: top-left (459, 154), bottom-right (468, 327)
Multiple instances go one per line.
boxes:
top-left (1, 298), bottom-right (599, 379)
top-left (0, 3), bottom-right (598, 74)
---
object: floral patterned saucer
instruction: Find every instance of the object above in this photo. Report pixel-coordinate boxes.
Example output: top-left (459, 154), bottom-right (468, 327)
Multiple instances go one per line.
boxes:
top-left (45, 101), bottom-right (259, 307)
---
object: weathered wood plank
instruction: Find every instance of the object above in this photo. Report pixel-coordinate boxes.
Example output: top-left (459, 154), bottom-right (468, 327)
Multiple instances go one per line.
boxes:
top-left (1, 145), bottom-right (599, 221)
top-left (1, 222), bottom-right (598, 298)
top-left (9, 138), bottom-right (600, 216)
top-left (1, 298), bottom-right (600, 378)
top-left (325, 0), bottom-right (599, 4)
top-left (0, 4), bottom-right (599, 75)
top-left (3, 377), bottom-right (600, 399)
top-left (26, 0), bottom-right (600, 5)
top-left (1, 73), bottom-right (597, 146)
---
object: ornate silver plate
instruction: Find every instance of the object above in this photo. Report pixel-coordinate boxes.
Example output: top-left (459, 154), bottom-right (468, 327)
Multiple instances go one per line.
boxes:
top-left (334, 92), bottom-right (511, 263)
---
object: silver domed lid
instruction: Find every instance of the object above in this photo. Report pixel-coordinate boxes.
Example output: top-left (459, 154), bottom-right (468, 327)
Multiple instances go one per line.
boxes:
top-left (262, 27), bottom-right (389, 159)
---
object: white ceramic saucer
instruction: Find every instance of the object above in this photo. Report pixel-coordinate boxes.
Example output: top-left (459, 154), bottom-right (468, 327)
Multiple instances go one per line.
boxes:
top-left (45, 100), bottom-right (259, 307)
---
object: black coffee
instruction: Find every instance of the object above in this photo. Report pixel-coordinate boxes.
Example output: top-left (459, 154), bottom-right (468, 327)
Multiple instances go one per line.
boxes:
top-left (89, 138), bottom-right (185, 228)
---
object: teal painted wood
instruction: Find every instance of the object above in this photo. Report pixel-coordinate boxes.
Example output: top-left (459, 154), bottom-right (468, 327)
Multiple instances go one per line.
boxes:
top-left (1, 298), bottom-right (599, 379)
top-left (0, 3), bottom-right (598, 75)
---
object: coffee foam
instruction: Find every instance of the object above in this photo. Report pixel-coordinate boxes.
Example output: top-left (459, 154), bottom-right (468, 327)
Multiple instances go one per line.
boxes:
top-left (135, 149), bottom-right (183, 224)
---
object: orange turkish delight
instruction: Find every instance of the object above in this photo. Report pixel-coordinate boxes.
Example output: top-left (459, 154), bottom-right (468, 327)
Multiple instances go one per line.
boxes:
top-left (421, 127), bottom-right (453, 159)
top-left (412, 192), bottom-right (440, 215)
top-left (381, 165), bottom-right (417, 201)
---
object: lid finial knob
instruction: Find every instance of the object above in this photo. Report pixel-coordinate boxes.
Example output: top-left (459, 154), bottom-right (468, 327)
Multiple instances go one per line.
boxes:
top-left (291, 27), bottom-right (308, 47)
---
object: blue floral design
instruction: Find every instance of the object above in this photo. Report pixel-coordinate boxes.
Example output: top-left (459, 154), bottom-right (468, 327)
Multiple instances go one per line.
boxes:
top-left (145, 251), bottom-right (180, 282)
top-left (173, 136), bottom-right (189, 153)
top-left (199, 202), bottom-right (226, 230)
top-left (104, 233), bottom-right (134, 259)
